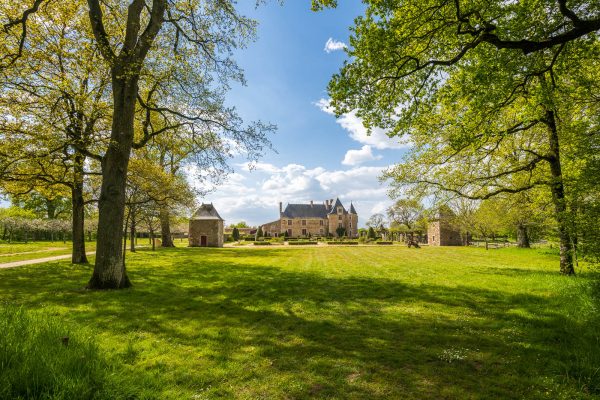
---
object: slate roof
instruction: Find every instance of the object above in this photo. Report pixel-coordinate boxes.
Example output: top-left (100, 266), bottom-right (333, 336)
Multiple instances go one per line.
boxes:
top-left (328, 198), bottom-right (347, 215)
top-left (191, 203), bottom-right (224, 220)
top-left (350, 203), bottom-right (357, 214)
top-left (282, 203), bottom-right (330, 219)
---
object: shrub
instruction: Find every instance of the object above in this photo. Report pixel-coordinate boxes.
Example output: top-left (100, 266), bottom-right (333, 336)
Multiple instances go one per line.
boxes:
top-left (244, 237), bottom-right (255, 242)
top-left (327, 241), bottom-right (358, 245)
top-left (253, 241), bottom-right (271, 245)
top-left (0, 306), bottom-right (107, 399)
top-left (288, 241), bottom-right (318, 245)
top-left (377, 241), bottom-right (394, 245)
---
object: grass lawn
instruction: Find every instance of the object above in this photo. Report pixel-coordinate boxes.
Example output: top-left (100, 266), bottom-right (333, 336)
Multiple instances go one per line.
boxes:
top-left (0, 246), bottom-right (598, 399)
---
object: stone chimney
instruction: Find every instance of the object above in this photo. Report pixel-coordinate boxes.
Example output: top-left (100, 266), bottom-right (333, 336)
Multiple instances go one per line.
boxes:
top-left (310, 200), bottom-right (313, 207)
top-left (279, 202), bottom-right (282, 215)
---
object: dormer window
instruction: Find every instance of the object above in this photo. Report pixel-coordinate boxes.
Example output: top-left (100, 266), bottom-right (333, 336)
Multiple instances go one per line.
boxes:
top-left (337, 207), bottom-right (342, 214)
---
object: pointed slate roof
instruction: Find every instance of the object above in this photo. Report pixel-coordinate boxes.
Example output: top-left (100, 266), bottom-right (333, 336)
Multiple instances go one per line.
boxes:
top-left (191, 203), bottom-right (223, 220)
top-left (328, 198), bottom-right (347, 215)
top-left (350, 202), bottom-right (357, 214)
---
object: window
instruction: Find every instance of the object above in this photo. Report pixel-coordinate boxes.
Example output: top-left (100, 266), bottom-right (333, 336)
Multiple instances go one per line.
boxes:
top-left (337, 207), bottom-right (342, 214)
top-left (302, 229), bottom-right (307, 236)
top-left (320, 220), bottom-right (324, 226)
top-left (287, 220), bottom-right (292, 226)
top-left (287, 229), bottom-right (292, 236)
top-left (338, 223), bottom-right (342, 228)
top-left (302, 220), bottom-right (306, 226)
top-left (320, 228), bottom-right (324, 234)
top-left (338, 215), bottom-right (342, 221)
top-left (349, 222), bottom-right (352, 228)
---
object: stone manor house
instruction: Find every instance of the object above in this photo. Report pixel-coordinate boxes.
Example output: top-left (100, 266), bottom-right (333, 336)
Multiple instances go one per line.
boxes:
top-left (261, 198), bottom-right (358, 238)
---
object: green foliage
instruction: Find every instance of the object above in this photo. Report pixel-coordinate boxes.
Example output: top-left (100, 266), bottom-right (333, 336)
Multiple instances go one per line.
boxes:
top-left (256, 226), bottom-right (264, 240)
top-left (232, 227), bottom-right (240, 241)
top-left (367, 226), bottom-right (377, 239)
top-left (335, 226), bottom-right (346, 238)
top-left (232, 221), bottom-right (249, 228)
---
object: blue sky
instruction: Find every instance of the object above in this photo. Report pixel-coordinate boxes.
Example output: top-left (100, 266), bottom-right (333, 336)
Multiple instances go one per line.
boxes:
top-left (199, 1), bottom-right (410, 227)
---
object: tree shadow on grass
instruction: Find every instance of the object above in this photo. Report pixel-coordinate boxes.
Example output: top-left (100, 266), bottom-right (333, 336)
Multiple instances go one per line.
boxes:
top-left (0, 247), bottom-right (597, 399)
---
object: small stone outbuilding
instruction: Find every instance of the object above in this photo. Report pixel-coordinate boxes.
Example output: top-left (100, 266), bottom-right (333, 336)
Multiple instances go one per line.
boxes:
top-left (189, 203), bottom-right (224, 248)
top-left (427, 207), bottom-right (462, 246)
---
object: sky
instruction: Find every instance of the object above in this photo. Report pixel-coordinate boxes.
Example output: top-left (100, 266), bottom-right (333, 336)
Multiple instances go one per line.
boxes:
top-left (195, 1), bottom-right (410, 227)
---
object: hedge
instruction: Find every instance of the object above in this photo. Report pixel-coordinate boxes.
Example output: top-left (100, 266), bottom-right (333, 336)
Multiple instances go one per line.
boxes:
top-left (288, 241), bottom-right (318, 245)
top-left (377, 241), bottom-right (394, 245)
top-left (327, 241), bottom-right (359, 245)
top-left (253, 241), bottom-right (271, 245)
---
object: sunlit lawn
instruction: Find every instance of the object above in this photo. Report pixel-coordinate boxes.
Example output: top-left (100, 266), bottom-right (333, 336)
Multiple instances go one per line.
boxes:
top-left (0, 246), bottom-right (598, 399)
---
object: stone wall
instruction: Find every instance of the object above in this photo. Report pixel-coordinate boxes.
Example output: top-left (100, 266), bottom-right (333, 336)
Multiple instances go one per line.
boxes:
top-left (280, 217), bottom-right (328, 237)
top-left (189, 219), bottom-right (223, 247)
top-left (427, 221), bottom-right (462, 246)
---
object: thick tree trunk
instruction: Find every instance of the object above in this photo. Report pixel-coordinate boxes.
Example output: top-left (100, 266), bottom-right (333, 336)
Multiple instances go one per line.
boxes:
top-left (516, 223), bottom-right (530, 248)
top-left (72, 153), bottom-right (88, 264)
top-left (159, 206), bottom-right (174, 247)
top-left (546, 110), bottom-right (574, 275)
top-left (88, 75), bottom-right (137, 289)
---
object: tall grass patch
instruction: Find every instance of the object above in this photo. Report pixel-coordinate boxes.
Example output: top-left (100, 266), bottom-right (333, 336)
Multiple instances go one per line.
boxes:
top-left (0, 306), bottom-right (106, 399)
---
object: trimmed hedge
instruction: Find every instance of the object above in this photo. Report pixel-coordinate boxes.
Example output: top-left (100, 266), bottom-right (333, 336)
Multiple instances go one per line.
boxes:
top-left (377, 241), bottom-right (394, 245)
top-left (244, 237), bottom-right (255, 242)
top-left (327, 241), bottom-right (359, 245)
top-left (253, 241), bottom-right (271, 245)
top-left (288, 241), bottom-right (318, 245)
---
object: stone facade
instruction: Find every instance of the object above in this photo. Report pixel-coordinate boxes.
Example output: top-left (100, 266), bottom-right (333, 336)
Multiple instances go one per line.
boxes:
top-left (427, 208), bottom-right (462, 246)
top-left (189, 204), bottom-right (224, 247)
top-left (261, 198), bottom-right (358, 238)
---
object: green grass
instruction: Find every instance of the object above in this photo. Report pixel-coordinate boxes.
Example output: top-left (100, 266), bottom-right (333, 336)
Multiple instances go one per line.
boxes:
top-left (0, 242), bottom-right (71, 255)
top-left (0, 246), bottom-right (598, 399)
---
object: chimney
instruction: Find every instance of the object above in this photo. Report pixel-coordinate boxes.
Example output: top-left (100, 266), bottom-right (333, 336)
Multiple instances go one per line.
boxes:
top-left (279, 202), bottom-right (282, 214)
top-left (310, 200), bottom-right (313, 207)
top-left (330, 199), bottom-right (334, 206)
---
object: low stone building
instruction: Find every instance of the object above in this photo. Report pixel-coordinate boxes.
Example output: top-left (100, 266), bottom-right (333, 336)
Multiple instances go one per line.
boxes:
top-left (189, 203), bottom-right (224, 247)
top-left (261, 197), bottom-right (358, 238)
top-left (427, 208), bottom-right (462, 246)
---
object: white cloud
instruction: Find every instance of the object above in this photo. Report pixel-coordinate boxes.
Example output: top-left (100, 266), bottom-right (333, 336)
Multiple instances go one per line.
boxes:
top-left (190, 162), bottom-right (393, 227)
top-left (342, 145), bottom-right (383, 166)
top-left (316, 98), bottom-right (411, 150)
top-left (324, 38), bottom-right (347, 53)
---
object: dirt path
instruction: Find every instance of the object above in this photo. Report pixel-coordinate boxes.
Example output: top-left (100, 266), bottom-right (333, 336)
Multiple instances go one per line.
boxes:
top-left (0, 252), bottom-right (96, 269)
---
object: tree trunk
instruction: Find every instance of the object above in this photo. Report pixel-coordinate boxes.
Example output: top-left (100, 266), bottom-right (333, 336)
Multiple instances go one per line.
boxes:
top-left (516, 223), bottom-right (530, 248)
top-left (130, 209), bottom-right (136, 253)
top-left (88, 75), bottom-right (138, 289)
top-left (546, 110), bottom-right (574, 275)
top-left (72, 152), bottom-right (88, 264)
top-left (159, 206), bottom-right (174, 247)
